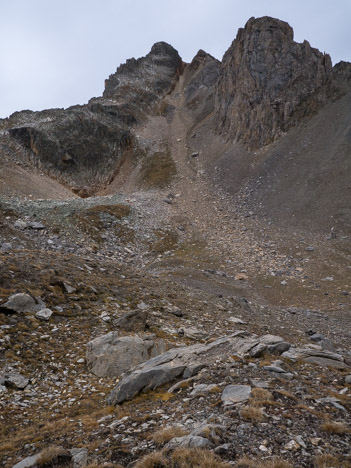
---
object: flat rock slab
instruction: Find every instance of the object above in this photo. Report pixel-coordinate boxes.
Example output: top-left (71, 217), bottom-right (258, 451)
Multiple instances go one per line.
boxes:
top-left (221, 384), bottom-right (252, 406)
top-left (107, 332), bottom-right (287, 404)
top-left (1, 293), bottom-right (43, 314)
top-left (282, 346), bottom-right (348, 369)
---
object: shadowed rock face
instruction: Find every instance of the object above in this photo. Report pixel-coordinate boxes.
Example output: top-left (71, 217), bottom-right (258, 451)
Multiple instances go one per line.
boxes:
top-left (183, 50), bottom-right (220, 124)
top-left (214, 16), bottom-right (338, 149)
top-left (0, 42), bottom-right (182, 196)
top-left (101, 41), bottom-right (183, 118)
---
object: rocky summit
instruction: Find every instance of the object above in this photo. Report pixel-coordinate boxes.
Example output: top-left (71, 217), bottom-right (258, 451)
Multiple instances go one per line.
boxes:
top-left (0, 16), bottom-right (350, 468)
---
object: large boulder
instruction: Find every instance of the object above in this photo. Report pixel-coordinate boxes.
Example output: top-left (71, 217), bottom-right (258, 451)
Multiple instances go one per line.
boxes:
top-left (0, 293), bottom-right (44, 314)
top-left (86, 332), bottom-right (165, 378)
top-left (107, 332), bottom-right (289, 404)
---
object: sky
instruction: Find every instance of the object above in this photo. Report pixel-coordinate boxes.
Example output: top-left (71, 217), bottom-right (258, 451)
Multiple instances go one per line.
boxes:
top-left (0, 0), bottom-right (350, 118)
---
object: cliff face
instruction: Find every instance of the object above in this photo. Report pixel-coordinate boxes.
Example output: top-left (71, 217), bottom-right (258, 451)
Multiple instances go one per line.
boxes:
top-left (214, 17), bottom-right (337, 149)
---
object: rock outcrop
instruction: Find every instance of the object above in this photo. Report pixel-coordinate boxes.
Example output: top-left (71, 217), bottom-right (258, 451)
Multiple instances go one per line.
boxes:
top-left (214, 16), bottom-right (337, 149)
top-left (0, 43), bottom-right (182, 196)
top-left (107, 332), bottom-right (289, 404)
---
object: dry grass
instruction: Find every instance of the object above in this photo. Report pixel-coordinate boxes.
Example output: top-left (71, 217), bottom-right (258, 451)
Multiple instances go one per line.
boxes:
top-left (252, 388), bottom-right (273, 401)
top-left (321, 421), bottom-right (351, 434)
top-left (235, 457), bottom-right (293, 468)
top-left (134, 448), bottom-right (231, 468)
top-left (134, 451), bottom-right (168, 468)
top-left (313, 454), bottom-right (351, 467)
top-left (36, 446), bottom-right (71, 466)
top-left (171, 448), bottom-right (231, 468)
top-left (139, 151), bottom-right (176, 189)
top-left (241, 406), bottom-right (265, 422)
top-left (274, 389), bottom-right (297, 401)
top-left (152, 426), bottom-right (188, 446)
top-left (85, 464), bottom-right (124, 468)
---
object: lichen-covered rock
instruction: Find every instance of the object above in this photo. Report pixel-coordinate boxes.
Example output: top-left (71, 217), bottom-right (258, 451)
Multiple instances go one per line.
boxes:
top-left (86, 332), bottom-right (165, 378)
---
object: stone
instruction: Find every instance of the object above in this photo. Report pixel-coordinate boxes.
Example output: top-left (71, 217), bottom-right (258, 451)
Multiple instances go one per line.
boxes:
top-left (63, 282), bottom-right (76, 294)
top-left (114, 310), bottom-right (148, 332)
top-left (164, 305), bottom-right (183, 317)
top-left (12, 448), bottom-right (71, 468)
top-left (178, 327), bottom-right (208, 340)
top-left (190, 384), bottom-right (219, 397)
top-left (282, 346), bottom-right (348, 369)
top-left (0, 242), bottom-right (12, 251)
top-left (1, 293), bottom-right (42, 314)
top-left (5, 373), bottom-right (29, 389)
top-left (191, 151), bottom-right (199, 157)
top-left (86, 332), bottom-right (165, 378)
top-left (221, 384), bottom-right (251, 406)
top-left (229, 317), bottom-right (246, 325)
top-left (12, 454), bottom-right (39, 468)
top-left (284, 439), bottom-right (300, 451)
top-left (107, 332), bottom-right (289, 404)
top-left (345, 375), bottom-right (351, 384)
top-left (35, 308), bottom-right (53, 321)
top-left (165, 435), bottom-right (212, 450)
top-left (70, 448), bottom-right (88, 468)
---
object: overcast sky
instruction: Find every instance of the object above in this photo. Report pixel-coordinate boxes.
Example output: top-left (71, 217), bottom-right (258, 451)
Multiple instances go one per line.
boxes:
top-left (1, 0), bottom-right (350, 118)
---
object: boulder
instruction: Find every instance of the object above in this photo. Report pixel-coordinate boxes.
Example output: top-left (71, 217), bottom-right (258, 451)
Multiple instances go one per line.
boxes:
top-left (114, 310), bottom-right (148, 332)
top-left (5, 373), bottom-right (29, 389)
top-left (282, 346), bottom-right (348, 369)
top-left (1, 293), bottom-right (43, 314)
top-left (35, 308), bottom-right (53, 321)
top-left (86, 332), bottom-right (165, 378)
top-left (221, 385), bottom-right (252, 406)
top-left (107, 331), bottom-right (289, 404)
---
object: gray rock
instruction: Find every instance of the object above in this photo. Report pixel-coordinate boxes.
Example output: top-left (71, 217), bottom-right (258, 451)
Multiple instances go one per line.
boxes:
top-left (215, 443), bottom-right (231, 454)
top-left (263, 365), bottom-right (287, 373)
top-left (5, 373), bottom-right (29, 389)
top-left (229, 316), bottom-right (246, 324)
top-left (0, 385), bottom-right (7, 393)
top-left (165, 435), bottom-right (211, 450)
top-left (107, 331), bottom-right (289, 404)
top-left (282, 346), bottom-right (348, 369)
top-left (1, 293), bottom-right (42, 314)
top-left (191, 422), bottom-right (225, 445)
top-left (12, 454), bottom-right (39, 468)
top-left (114, 310), bottom-right (148, 332)
top-left (12, 448), bottom-right (71, 468)
top-left (190, 384), bottom-right (218, 397)
top-left (63, 282), bottom-right (76, 294)
top-left (86, 332), bottom-right (165, 378)
top-left (70, 448), bottom-right (88, 468)
top-left (178, 327), bottom-right (208, 340)
top-left (1, 242), bottom-right (12, 252)
top-left (28, 222), bottom-right (45, 230)
top-left (221, 384), bottom-right (252, 406)
top-left (164, 305), bottom-right (183, 317)
top-left (35, 308), bottom-right (53, 321)
top-left (345, 375), bottom-right (351, 384)
top-left (191, 152), bottom-right (199, 157)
